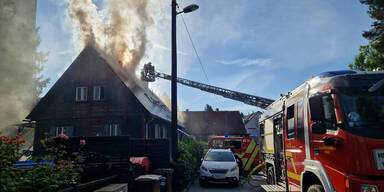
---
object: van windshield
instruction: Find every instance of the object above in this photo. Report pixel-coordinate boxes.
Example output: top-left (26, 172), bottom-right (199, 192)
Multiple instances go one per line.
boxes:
top-left (338, 86), bottom-right (384, 139)
top-left (204, 151), bottom-right (235, 162)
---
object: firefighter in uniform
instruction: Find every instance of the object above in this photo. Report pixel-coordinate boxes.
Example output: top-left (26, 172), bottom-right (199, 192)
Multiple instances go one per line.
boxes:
top-left (230, 146), bottom-right (243, 175)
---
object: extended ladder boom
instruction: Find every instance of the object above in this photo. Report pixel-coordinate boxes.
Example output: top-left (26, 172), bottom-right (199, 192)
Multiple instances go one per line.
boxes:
top-left (141, 63), bottom-right (274, 109)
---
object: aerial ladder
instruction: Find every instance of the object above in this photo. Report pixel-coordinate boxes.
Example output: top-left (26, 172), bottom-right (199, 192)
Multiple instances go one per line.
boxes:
top-left (140, 62), bottom-right (274, 109)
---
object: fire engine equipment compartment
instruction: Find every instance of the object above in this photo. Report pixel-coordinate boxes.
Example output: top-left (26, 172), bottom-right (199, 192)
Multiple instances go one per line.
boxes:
top-left (259, 70), bottom-right (384, 192)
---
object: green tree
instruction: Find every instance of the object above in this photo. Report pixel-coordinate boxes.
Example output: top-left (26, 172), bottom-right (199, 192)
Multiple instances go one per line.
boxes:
top-left (204, 104), bottom-right (213, 112)
top-left (350, 0), bottom-right (384, 71)
top-left (349, 43), bottom-right (384, 71)
top-left (360, 0), bottom-right (384, 53)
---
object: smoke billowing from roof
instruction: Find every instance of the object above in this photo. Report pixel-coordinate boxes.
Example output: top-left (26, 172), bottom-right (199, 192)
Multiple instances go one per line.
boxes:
top-left (68, 0), bottom-right (153, 71)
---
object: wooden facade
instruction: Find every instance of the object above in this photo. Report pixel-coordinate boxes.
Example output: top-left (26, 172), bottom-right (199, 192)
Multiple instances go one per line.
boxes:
top-left (27, 45), bottom-right (184, 151)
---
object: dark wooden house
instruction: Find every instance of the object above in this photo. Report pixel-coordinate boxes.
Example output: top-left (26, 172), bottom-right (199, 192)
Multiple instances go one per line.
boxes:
top-left (26, 45), bottom-right (186, 150)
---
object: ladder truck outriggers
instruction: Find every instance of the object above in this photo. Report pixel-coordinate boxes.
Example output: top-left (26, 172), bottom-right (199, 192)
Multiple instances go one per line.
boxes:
top-left (259, 70), bottom-right (384, 192)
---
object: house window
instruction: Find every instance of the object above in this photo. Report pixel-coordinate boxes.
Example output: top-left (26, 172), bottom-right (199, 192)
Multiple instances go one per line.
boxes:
top-left (162, 127), bottom-right (167, 139)
top-left (103, 124), bottom-right (121, 136)
top-left (51, 126), bottom-right (74, 137)
top-left (76, 87), bottom-right (87, 101)
top-left (56, 126), bottom-right (67, 136)
top-left (93, 86), bottom-right (104, 101)
top-left (146, 124), bottom-right (149, 139)
top-left (155, 125), bottom-right (161, 139)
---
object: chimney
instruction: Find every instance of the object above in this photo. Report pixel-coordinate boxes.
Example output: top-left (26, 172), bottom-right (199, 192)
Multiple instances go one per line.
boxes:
top-left (186, 109), bottom-right (189, 112)
top-left (216, 108), bottom-right (219, 112)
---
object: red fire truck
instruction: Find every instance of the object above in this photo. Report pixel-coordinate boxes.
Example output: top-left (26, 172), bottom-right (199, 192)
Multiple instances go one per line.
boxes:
top-left (259, 70), bottom-right (384, 192)
top-left (209, 135), bottom-right (260, 172)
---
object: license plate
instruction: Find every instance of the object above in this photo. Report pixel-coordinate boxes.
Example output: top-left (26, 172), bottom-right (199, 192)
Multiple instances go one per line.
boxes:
top-left (212, 174), bottom-right (225, 179)
top-left (373, 149), bottom-right (384, 170)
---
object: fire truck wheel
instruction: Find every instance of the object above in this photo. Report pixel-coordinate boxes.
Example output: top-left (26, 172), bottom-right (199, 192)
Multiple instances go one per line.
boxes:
top-left (307, 184), bottom-right (324, 192)
top-left (267, 166), bottom-right (275, 184)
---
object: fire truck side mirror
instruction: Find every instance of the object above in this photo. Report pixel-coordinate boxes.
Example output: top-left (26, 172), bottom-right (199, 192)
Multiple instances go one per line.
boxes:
top-left (309, 94), bottom-right (326, 122)
top-left (311, 122), bottom-right (326, 134)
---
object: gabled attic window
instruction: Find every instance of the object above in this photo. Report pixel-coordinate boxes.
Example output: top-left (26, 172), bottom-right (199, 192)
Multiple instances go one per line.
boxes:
top-left (76, 87), bottom-right (87, 101)
top-left (93, 86), bottom-right (104, 101)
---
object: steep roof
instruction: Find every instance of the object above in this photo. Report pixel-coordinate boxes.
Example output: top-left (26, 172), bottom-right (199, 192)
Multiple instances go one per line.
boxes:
top-left (181, 110), bottom-right (246, 135)
top-left (27, 45), bottom-right (181, 126)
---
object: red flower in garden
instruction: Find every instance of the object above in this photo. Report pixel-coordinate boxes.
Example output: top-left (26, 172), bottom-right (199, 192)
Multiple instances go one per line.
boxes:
top-left (16, 133), bottom-right (22, 139)
top-left (3, 136), bottom-right (10, 144)
top-left (79, 140), bottom-right (86, 145)
top-left (18, 139), bottom-right (26, 144)
top-left (58, 134), bottom-right (69, 140)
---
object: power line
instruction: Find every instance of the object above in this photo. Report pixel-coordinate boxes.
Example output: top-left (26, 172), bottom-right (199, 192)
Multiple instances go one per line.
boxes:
top-left (178, 7), bottom-right (224, 109)
top-left (179, 12), bottom-right (211, 84)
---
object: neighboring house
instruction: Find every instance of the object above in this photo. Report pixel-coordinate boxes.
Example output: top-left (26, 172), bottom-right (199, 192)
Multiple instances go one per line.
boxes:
top-left (181, 109), bottom-right (246, 141)
top-left (26, 45), bottom-right (186, 152)
top-left (243, 111), bottom-right (262, 141)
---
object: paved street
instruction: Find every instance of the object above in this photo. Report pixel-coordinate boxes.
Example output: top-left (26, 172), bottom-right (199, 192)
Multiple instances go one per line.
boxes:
top-left (188, 175), bottom-right (266, 192)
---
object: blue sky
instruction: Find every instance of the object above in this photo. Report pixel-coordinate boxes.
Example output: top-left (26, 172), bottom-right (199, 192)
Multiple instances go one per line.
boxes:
top-left (36, 0), bottom-right (372, 114)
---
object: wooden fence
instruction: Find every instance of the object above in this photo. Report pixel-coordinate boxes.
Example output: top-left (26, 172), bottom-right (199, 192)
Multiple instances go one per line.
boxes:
top-left (61, 136), bottom-right (170, 181)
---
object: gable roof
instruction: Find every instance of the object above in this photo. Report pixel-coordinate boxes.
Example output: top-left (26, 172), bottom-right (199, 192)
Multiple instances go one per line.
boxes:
top-left (181, 110), bottom-right (246, 135)
top-left (27, 45), bottom-right (181, 126)
top-left (243, 111), bottom-right (262, 121)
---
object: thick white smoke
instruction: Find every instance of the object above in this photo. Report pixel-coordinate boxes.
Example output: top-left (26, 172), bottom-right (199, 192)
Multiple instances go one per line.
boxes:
top-left (68, 0), bottom-right (154, 71)
top-left (0, 0), bottom-right (49, 136)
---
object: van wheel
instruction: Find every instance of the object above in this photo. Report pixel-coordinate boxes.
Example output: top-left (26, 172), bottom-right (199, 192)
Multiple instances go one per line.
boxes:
top-left (267, 166), bottom-right (275, 184)
top-left (307, 184), bottom-right (324, 192)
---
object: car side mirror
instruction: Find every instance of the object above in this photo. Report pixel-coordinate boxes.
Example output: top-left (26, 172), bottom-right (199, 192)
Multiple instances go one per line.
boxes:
top-left (309, 95), bottom-right (325, 122)
top-left (311, 122), bottom-right (326, 134)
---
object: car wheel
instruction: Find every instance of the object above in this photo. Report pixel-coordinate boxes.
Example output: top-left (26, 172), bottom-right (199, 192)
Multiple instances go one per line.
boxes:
top-left (232, 180), bottom-right (239, 187)
top-left (307, 184), bottom-right (324, 192)
top-left (267, 166), bottom-right (275, 184)
top-left (199, 179), bottom-right (206, 187)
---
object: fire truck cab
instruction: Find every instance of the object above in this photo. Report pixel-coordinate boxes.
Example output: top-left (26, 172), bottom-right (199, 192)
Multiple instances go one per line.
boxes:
top-left (259, 70), bottom-right (384, 192)
top-left (209, 135), bottom-right (260, 172)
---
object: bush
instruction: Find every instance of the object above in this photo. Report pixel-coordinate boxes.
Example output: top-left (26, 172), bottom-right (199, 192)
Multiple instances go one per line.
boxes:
top-left (0, 133), bottom-right (84, 192)
top-left (172, 137), bottom-right (206, 191)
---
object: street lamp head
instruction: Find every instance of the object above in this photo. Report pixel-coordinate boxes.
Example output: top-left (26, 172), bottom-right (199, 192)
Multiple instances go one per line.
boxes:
top-left (182, 4), bottom-right (199, 13)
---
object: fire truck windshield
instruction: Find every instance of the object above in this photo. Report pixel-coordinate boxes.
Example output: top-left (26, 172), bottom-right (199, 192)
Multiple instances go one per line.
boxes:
top-left (339, 87), bottom-right (384, 139)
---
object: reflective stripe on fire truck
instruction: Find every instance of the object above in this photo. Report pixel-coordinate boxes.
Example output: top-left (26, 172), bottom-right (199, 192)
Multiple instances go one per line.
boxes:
top-left (238, 139), bottom-right (259, 171)
top-left (244, 145), bottom-right (259, 171)
top-left (286, 152), bottom-right (301, 182)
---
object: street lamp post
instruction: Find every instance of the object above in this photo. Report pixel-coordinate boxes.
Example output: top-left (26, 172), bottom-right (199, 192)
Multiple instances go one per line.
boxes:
top-left (170, 0), bottom-right (198, 159)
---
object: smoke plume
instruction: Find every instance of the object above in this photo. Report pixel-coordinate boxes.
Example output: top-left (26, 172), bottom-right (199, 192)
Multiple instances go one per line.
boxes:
top-left (0, 0), bottom-right (49, 135)
top-left (157, 92), bottom-right (186, 123)
top-left (68, 0), bottom-right (153, 71)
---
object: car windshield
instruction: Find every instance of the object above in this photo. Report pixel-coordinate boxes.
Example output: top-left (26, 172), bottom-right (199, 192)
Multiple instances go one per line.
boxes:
top-left (204, 151), bottom-right (235, 162)
top-left (338, 86), bottom-right (384, 139)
